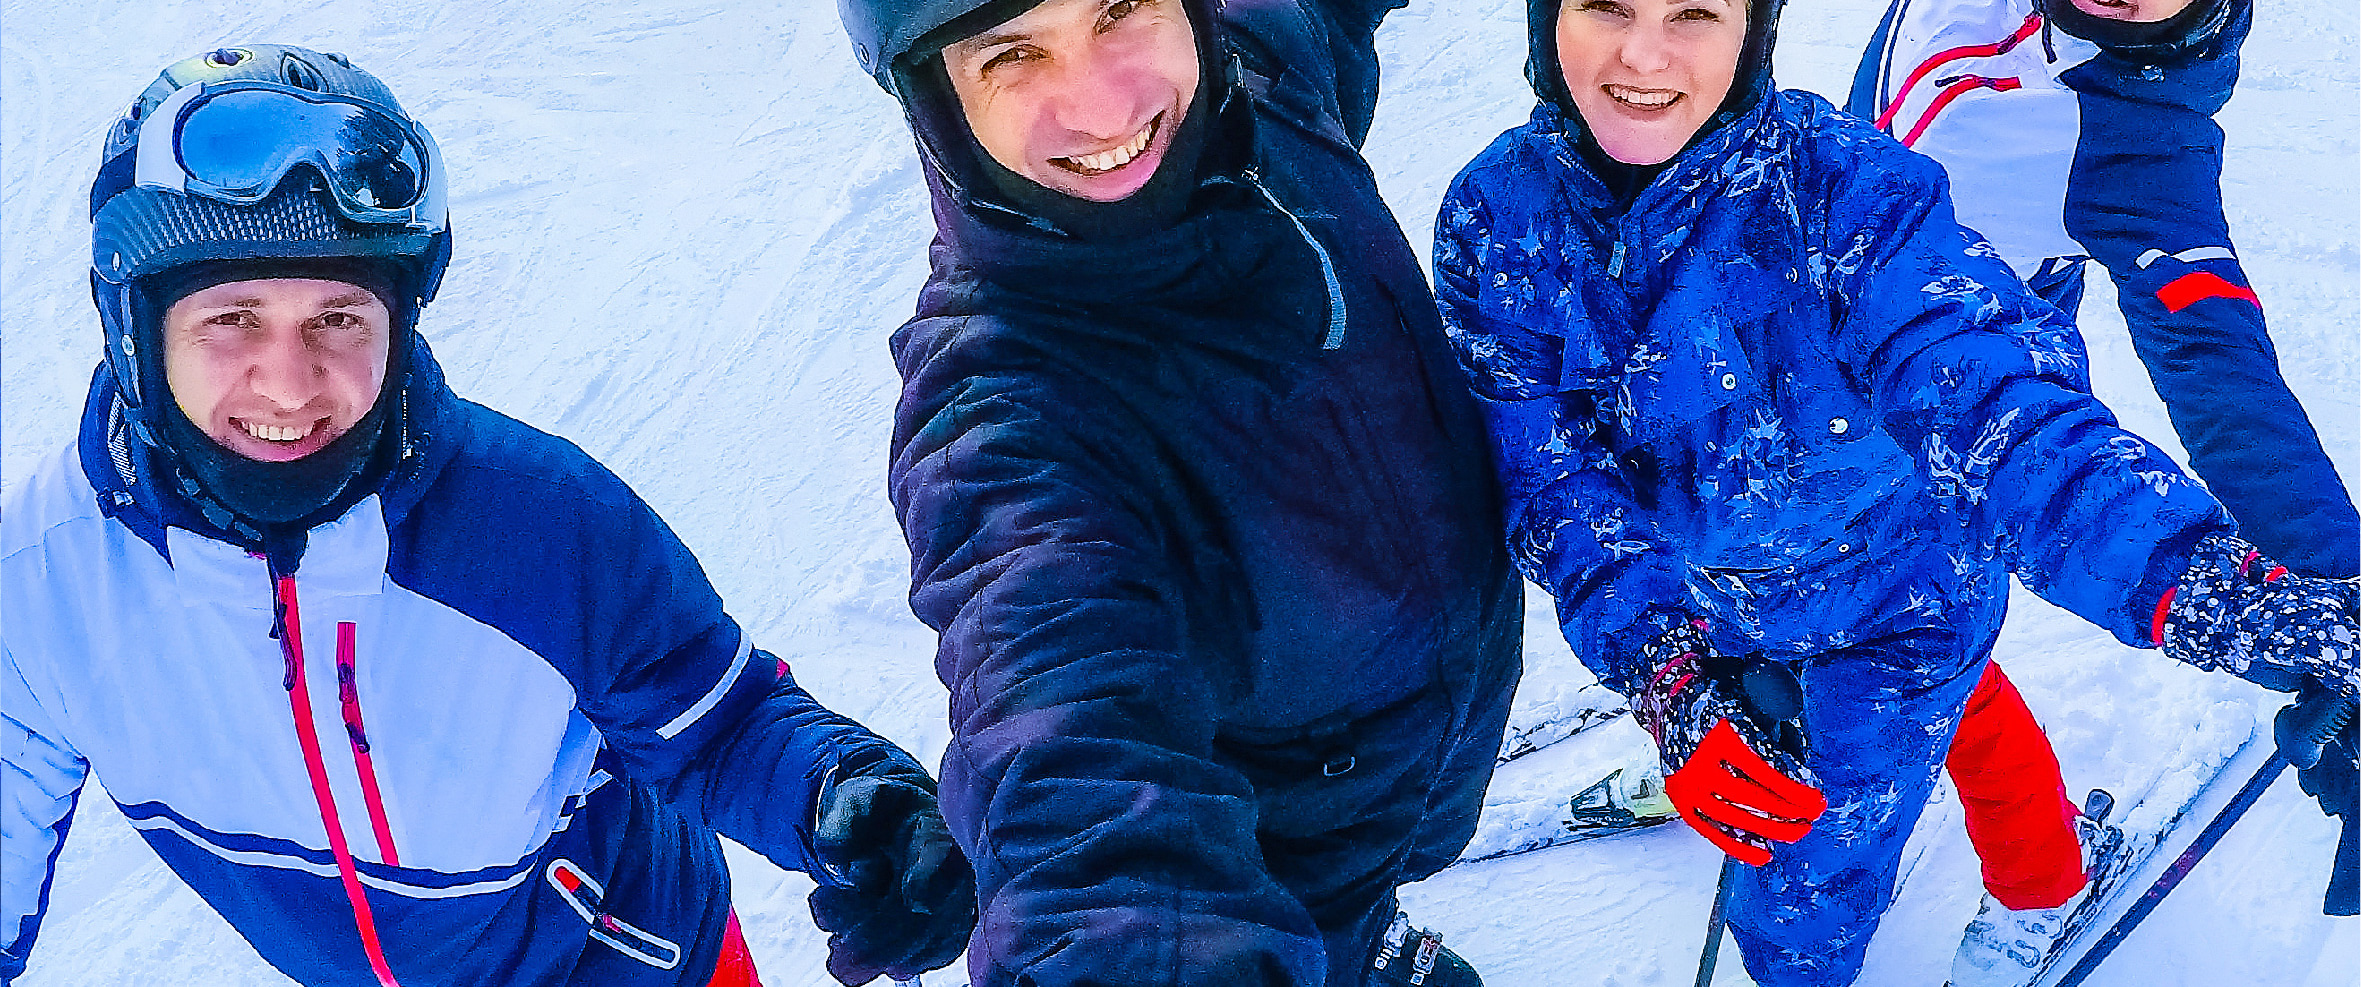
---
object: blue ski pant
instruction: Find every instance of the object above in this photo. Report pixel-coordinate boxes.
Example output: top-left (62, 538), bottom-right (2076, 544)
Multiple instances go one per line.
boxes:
top-left (1725, 623), bottom-right (1998, 986)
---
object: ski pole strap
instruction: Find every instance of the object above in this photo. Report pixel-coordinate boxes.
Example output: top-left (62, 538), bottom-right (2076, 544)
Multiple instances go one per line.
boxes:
top-left (2053, 751), bottom-right (2290, 987)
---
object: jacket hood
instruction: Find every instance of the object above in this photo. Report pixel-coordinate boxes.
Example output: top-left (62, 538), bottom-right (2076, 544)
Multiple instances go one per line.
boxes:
top-left (1525, 0), bottom-right (1789, 138)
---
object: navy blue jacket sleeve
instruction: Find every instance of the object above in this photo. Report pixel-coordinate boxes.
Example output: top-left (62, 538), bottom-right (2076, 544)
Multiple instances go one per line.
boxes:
top-left (1289, 0), bottom-right (1408, 146)
top-left (389, 403), bottom-right (904, 877)
top-left (1434, 179), bottom-right (1689, 694)
top-left (2058, 0), bottom-right (2361, 578)
top-left (1822, 150), bottom-right (2234, 645)
top-left (888, 332), bottom-right (1326, 987)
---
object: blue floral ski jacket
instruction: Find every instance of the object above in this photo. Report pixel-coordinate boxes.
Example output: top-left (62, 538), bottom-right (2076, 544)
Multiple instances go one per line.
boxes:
top-left (1434, 92), bottom-right (2232, 693)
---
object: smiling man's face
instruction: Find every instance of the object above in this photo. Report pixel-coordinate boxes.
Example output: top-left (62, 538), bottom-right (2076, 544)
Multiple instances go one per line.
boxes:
top-left (941, 0), bottom-right (1200, 202)
top-left (163, 278), bottom-right (390, 463)
top-left (1556, 0), bottom-right (1747, 166)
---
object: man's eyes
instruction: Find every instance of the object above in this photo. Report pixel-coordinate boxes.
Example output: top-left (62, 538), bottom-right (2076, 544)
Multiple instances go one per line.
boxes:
top-left (982, 46), bottom-right (1040, 74)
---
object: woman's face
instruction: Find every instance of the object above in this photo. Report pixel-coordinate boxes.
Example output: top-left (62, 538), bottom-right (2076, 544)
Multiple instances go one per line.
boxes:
top-left (1556, 0), bottom-right (1747, 166)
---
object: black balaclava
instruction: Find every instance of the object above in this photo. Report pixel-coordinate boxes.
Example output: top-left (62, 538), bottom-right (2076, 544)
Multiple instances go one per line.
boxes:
top-left (138, 257), bottom-right (412, 540)
top-left (1527, 0), bottom-right (1786, 204)
top-left (2037, 0), bottom-right (2231, 61)
top-left (902, 0), bottom-right (1222, 240)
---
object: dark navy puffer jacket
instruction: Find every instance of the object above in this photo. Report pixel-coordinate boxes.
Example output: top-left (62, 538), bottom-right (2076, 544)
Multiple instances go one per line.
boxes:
top-left (882, 2), bottom-right (1523, 985)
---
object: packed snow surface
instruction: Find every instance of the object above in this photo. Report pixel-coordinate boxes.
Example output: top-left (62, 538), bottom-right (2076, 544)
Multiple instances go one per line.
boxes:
top-left (2, 0), bottom-right (2353, 984)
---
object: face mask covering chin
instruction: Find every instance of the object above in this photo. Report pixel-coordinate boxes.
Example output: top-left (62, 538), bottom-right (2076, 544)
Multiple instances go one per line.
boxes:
top-left (158, 385), bottom-right (393, 529)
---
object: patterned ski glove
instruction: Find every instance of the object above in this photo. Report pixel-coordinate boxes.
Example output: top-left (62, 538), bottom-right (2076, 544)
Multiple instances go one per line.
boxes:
top-left (1631, 619), bottom-right (1828, 866)
top-left (2158, 534), bottom-right (2361, 699)
top-left (808, 747), bottom-right (976, 986)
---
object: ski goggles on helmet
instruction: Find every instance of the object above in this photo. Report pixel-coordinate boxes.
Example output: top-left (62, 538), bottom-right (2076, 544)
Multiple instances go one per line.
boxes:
top-left (134, 80), bottom-right (447, 233)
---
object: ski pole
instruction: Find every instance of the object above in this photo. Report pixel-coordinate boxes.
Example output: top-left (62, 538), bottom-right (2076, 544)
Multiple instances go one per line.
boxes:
top-left (1695, 856), bottom-right (1737, 987)
top-left (2054, 693), bottom-right (2352, 986)
top-left (2050, 751), bottom-right (2288, 987)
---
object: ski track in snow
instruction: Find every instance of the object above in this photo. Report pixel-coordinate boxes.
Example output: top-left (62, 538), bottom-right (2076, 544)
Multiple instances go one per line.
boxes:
top-left (2, 0), bottom-right (2352, 984)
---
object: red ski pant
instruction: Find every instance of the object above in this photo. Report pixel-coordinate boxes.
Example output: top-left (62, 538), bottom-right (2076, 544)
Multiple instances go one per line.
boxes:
top-left (707, 912), bottom-right (764, 987)
top-left (1946, 661), bottom-right (2088, 909)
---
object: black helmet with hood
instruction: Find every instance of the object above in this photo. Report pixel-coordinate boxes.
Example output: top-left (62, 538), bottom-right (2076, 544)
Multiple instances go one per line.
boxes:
top-left (837, 0), bottom-right (1231, 240)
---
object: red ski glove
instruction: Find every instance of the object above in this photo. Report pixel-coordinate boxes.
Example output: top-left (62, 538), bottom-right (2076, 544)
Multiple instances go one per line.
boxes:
top-left (1632, 619), bottom-right (1829, 865)
top-left (1664, 719), bottom-right (1829, 865)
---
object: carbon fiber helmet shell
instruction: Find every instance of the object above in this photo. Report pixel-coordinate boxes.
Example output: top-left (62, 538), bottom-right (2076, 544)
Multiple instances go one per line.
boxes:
top-left (87, 44), bottom-right (450, 417)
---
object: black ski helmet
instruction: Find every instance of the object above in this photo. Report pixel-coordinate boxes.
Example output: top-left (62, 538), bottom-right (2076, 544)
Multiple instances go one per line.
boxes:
top-left (838, 0), bottom-right (1053, 97)
top-left (88, 44), bottom-right (451, 433)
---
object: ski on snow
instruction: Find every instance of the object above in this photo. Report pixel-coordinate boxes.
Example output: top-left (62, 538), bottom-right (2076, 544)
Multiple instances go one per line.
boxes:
top-left (1496, 684), bottom-right (1630, 765)
top-left (1458, 762), bottom-right (1680, 862)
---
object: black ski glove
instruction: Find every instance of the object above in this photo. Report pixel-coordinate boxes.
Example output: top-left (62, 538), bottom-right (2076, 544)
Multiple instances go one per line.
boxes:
top-left (2159, 534), bottom-right (2360, 698)
top-left (2275, 685), bottom-right (2358, 915)
top-left (807, 746), bottom-right (976, 986)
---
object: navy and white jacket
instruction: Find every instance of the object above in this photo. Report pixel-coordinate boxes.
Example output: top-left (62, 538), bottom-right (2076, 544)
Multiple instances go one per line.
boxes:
top-left (3, 346), bottom-right (891, 986)
top-left (1435, 91), bottom-right (2234, 690)
top-left (1848, 0), bottom-right (2360, 578)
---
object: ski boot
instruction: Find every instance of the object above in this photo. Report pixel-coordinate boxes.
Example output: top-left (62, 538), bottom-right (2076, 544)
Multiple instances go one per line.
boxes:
top-left (1946, 790), bottom-right (2123, 987)
top-left (1369, 911), bottom-right (1483, 987)
top-left (1566, 764), bottom-right (1677, 832)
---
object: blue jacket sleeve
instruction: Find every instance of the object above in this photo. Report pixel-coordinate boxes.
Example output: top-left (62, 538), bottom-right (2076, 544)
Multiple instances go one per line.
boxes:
top-left (1291, 0), bottom-right (1408, 146)
top-left (657, 659), bottom-right (888, 877)
top-left (1824, 153), bottom-right (2233, 645)
top-left (888, 349), bottom-right (1326, 987)
top-left (391, 408), bottom-right (911, 878)
top-left (1434, 184), bottom-right (1689, 695)
top-left (1, 644), bottom-right (88, 983)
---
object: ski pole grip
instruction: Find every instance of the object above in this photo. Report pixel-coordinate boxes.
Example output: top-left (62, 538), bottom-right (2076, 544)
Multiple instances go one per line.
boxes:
top-left (2275, 692), bottom-right (2356, 770)
top-left (1740, 660), bottom-right (1805, 723)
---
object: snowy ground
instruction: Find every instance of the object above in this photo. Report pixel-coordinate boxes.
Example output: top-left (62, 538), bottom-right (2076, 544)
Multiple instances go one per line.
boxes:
top-left (2, 0), bottom-right (2353, 985)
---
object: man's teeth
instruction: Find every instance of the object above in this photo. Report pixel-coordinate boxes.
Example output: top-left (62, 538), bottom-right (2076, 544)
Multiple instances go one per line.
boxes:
top-left (1061, 119), bottom-right (1158, 175)
top-left (239, 420), bottom-right (317, 443)
top-left (1609, 87), bottom-right (1681, 109)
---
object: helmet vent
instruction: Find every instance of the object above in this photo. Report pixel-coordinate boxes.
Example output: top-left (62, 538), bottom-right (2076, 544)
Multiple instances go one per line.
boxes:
top-left (206, 48), bottom-right (248, 68)
top-left (282, 54), bottom-right (325, 92)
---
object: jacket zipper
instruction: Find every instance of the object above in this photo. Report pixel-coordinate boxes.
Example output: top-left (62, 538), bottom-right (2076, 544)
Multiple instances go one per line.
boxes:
top-left (273, 572), bottom-right (405, 987)
top-left (1237, 169), bottom-right (1350, 350)
top-left (337, 621), bottom-right (402, 866)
